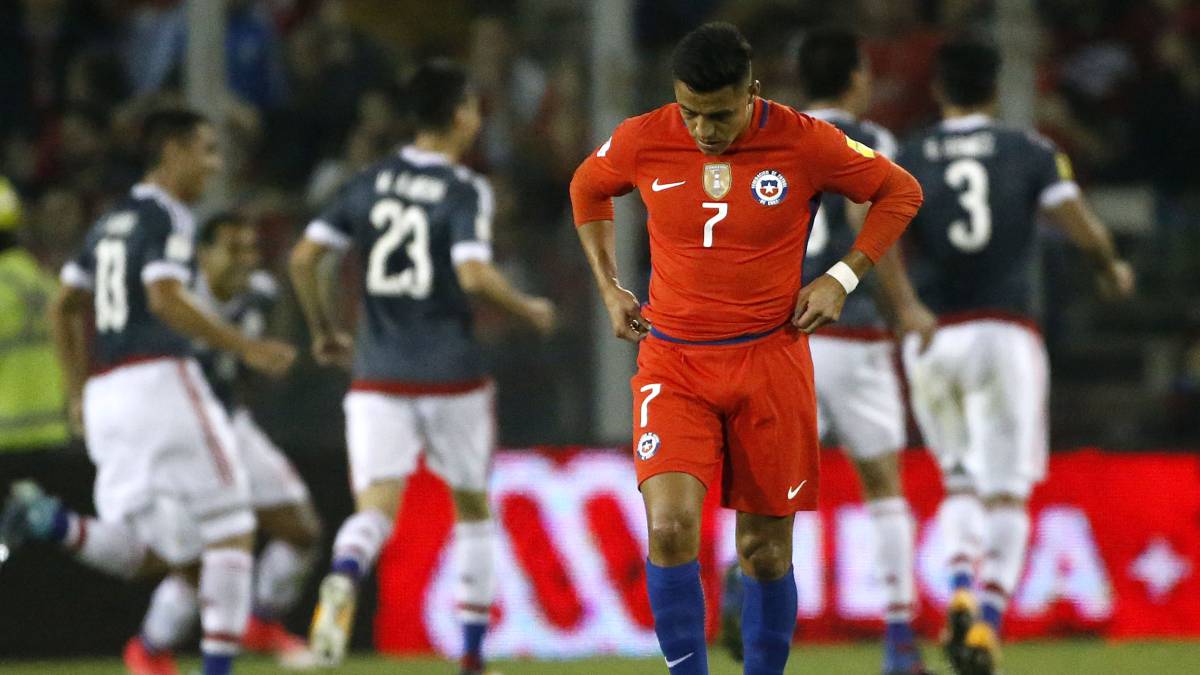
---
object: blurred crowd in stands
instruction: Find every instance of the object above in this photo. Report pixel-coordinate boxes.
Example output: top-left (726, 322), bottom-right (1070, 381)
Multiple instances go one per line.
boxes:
top-left (1, 0), bottom-right (1197, 450)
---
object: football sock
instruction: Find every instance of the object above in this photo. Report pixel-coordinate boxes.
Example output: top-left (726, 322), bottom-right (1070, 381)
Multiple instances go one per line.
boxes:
top-left (64, 515), bottom-right (146, 581)
top-left (980, 505), bottom-right (1030, 633)
top-left (254, 539), bottom-right (316, 620)
top-left (938, 493), bottom-right (985, 592)
top-left (741, 567), bottom-right (797, 675)
top-left (199, 548), bottom-right (253, 664)
top-left (330, 509), bottom-right (393, 583)
top-left (646, 559), bottom-right (709, 674)
top-left (143, 574), bottom-right (199, 652)
top-left (868, 497), bottom-right (916, 626)
top-left (454, 519), bottom-right (496, 665)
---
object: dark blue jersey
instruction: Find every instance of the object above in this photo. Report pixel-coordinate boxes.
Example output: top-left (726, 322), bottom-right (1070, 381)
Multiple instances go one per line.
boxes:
top-left (897, 115), bottom-right (1076, 320)
top-left (194, 270), bottom-right (277, 410)
top-left (61, 183), bottom-right (196, 370)
top-left (304, 145), bottom-right (494, 385)
top-left (802, 109), bottom-right (898, 330)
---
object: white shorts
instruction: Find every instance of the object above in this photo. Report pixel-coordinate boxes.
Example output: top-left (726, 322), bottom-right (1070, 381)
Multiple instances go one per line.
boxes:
top-left (344, 383), bottom-right (495, 494)
top-left (810, 336), bottom-right (906, 460)
top-left (231, 408), bottom-right (310, 509)
top-left (902, 320), bottom-right (1049, 498)
top-left (83, 358), bottom-right (254, 565)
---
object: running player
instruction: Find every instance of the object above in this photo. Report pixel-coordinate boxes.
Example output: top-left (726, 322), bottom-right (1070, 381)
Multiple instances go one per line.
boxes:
top-left (721, 27), bottom-right (936, 675)
top-left (290, 60), bottom-right (556, 673)
top-left (897, 37), bottom-right (1135, 675)
top-left (569, 23), bottom-right (922, 674)
top-left (0, 109), bottom-right (296, 675)
top-left (124, 212), bottom-right (321, 673)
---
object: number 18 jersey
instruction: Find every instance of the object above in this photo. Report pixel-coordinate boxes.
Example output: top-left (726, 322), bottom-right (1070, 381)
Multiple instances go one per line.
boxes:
top-left (304, 145), bottom-right (494, 388)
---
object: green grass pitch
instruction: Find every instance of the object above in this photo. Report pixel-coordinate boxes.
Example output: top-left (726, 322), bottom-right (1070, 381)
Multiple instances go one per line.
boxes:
top-left (2, 641), bottom-right (1199, 674)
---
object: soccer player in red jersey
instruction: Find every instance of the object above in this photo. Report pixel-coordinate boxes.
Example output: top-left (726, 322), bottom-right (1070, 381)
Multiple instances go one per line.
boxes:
top-left (570, 23), bottom-right (923, 674)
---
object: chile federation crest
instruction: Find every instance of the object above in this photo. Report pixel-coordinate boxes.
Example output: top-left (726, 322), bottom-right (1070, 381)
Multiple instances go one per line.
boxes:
top-left (751, 170), bottom-right (788, 206)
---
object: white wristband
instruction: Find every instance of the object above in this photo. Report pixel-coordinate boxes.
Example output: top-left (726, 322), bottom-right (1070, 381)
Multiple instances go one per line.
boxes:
top-left (824, 261), bottom-right (859, 294)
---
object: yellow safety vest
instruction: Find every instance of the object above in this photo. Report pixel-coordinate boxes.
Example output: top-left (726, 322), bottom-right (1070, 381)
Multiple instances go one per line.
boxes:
top-left (0, 248), bottom-right (68, 450)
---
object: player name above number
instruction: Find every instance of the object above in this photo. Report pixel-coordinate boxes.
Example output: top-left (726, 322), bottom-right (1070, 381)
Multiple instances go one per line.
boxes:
top-left (374, 170), bottom-right (447, 204)
top-left (923, 131), bottom-right (996, 162)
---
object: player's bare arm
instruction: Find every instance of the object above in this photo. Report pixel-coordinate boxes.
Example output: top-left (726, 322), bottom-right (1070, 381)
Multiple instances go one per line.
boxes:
top-left (146, 277), bottom-right (296, 377)
top-left (1043, 197), bottom-right (1136, 300)
top-left (575, 219), bottom-right (649, 342)
top-left (454, 259), bottom-right (557, 336)
top-left (49, 284), bottom-right (91, 435)
top-left (288, 237), bottom-right (353, 368)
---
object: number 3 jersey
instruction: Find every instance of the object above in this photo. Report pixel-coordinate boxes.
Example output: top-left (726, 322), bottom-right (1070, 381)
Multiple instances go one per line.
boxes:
top-left (61, 182), bottom-right (196, 370)
top-left (896, 114), bottom-right (1079, 321)
top-left (570, 98), bottom-right (898, 342)
top-left (304, 145), bottom-right (494, 387)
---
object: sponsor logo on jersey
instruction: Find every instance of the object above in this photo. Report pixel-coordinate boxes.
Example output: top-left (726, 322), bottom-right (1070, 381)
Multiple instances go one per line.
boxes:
top-left (636, 432), bottom-right (660, 461)
top-left (703, 163), bottom-right (731, 200)
top-left (751, 170), bottom-right (788, 206)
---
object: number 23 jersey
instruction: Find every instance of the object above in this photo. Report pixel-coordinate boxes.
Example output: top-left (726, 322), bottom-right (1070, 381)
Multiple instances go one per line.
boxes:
top-left (304, 145), bottom-right (494, 386)
top-left (571, 98), bottom-right (896, 342)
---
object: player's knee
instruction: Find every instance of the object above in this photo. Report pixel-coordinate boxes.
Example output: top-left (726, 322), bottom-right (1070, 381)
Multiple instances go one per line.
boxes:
top-left (737, 530), bottom-right (792, 581)
top-left (451, 489), bottom-right (491, 522)
top-left (647, 513), bottom-right (701, 564)
top-left (355, 479), bottom-right (405, 516)
top-left (855, 456), bottom-right (901, 500)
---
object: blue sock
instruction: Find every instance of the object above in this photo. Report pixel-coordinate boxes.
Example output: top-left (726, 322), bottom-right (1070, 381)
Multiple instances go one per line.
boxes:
top-left (951, 571), bottom-right (973, 592)
top-left (884, 620), bottom-right (920, 670)
top-left (201, 653), bottom-right (233, 675)
top-left (48, 505), bottom-right (73, 544)
top-left (646, 559), bottom-right (708, 674)
top-left (981, 601), bottom-right (1003, 632)
top-left (741, 568), bottom-right (797, 675)
top-left (330, 556), bottom-right (362, 583)
top-left (462, 621), bottom-right (487, 665)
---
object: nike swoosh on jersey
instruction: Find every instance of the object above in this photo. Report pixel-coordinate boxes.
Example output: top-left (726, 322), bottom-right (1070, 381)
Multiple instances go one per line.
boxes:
top-left (665, 652), bottom-right (695, 669)
top-left (652, 179), bottom-right (686, 191)
top-left (788, 481), bottom-right (808, 500)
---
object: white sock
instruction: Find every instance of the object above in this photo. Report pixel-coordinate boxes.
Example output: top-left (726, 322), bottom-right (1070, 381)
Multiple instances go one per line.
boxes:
top-left (331, 509), bottom-right (393, 579)
top-left (980, 506), bottom-right (1031, 613)
top-left (142, 574), bottom-right (199, 652)
top-left (867, 497), bottom-right (916, 622)
top-left (199, 548), bottom-right (254, 656)
top-left (938, 493), bottom-right (985, 587)
top-left (67, 518), bottom-right (147, 581)
top-left (254, 539), bottom-right (316, 620)
top-left (453, 519), bottom-right (496, 624)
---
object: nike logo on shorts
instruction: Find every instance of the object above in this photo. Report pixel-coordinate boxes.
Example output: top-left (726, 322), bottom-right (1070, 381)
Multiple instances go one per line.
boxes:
top-left (652, 178), bottom-right (686, 191)
top-left (788, 481), bottom-right (808, 500)
top-left (665, 652), bottom-right (695, 669)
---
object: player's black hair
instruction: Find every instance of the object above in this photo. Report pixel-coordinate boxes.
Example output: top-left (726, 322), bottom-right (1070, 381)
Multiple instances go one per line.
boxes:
top-left (405, 58), bottom-right (472, 133)
top-left (937, 35), bottom-right (1001, 106)
top-left (797, 27), bottom-right (862, 101)
top-left (142, 108), bottom-right (209, 166)
top-left (671, 22), bottom-right (753, 93)
top-left (198, 210), bottom-right (248, 247)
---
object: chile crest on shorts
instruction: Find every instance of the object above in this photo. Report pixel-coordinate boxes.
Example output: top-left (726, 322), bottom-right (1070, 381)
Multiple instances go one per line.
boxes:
top-left (751, 169), bottom-right (788, 206)
top-left (637, 432), bottom-right (660, 461)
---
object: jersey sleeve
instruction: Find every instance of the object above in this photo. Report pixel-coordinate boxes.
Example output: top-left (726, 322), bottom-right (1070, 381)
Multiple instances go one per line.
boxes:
top-left (305, 180), bottom-right (357, 251)
top-left (807, 119), bottom-right (894, 203)
top-left (569, 118), bottom-right (640, 225)
top-left (1027, 132), bottom-right (1080, 210)
top-left (141, 207), bottom-right (193, 285)
top-left (448, 173), bottom-right (495, 266)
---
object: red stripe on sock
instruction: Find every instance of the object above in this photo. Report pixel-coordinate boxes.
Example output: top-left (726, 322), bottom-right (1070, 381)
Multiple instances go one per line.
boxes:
top-left (69, 517), bottom-right (88, 552)
top-left (982, 581), bottom-right (1009, 598)
top-left (203, 632), bottom-right (242, 645)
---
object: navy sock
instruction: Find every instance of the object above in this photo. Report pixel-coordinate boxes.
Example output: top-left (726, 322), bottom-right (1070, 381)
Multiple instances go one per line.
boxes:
top-left (330, 557), bottom-right (362, 583)
top-left (951, 571), bottom-right (973, 591)
top-left (462, 621), bottom-right (487, 666)
top-left (884, 620), bottom-right (920, 670)
top-left (981, 601), bottom-right (1003, 632)
top-left (741, 568), bottom-right (797, 675)
top-left (201, 653), bottom-right (233, 675)
top-left (646, 559), bottom-right (708, 674)
top-left (48, 506), bottom-right (73, 544)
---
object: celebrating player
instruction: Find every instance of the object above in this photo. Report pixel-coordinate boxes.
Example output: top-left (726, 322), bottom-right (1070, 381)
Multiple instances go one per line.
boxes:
top-left (897, 37), bottom-right (1135, 674)
top-left (290, 59), bottom-right (556, 673)
top-left (569, 23), bottom-right (922, 674)
top-left (0, 109), bottom-right (296, 675)
top-left (124, 212), bottom-right (321, 673)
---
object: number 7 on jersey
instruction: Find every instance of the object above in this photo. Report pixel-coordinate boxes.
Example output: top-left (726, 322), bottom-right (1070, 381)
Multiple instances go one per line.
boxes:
top-left (702, 202), bottom-right (728, 248)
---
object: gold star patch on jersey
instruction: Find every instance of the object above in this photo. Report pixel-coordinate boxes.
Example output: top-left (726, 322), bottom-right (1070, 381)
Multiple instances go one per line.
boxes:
top-left (703, 163), bottom-right (731, 200)
top-left (846, 137), bottom-right (876, 158)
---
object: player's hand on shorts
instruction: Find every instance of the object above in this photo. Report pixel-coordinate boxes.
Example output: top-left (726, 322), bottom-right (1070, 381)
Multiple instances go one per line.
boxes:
top-left (523, 297), bottom-right (558, 337)
top-left (1095, 258), bottom-right (1135, 301)
top-left (242, 338), bottom-right (298, 378)
top-left (893, 300), bottom-right (938, 353)
top-left (792, 275), bottom-right (846, 334)
top-left (602, 284), bottom-right (650, 342)
top-left (312, 331), bottom-right (354, 369)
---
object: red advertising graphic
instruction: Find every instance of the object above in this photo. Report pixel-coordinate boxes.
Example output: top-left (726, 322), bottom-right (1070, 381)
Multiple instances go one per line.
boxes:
top-left (375, 449), bottom-right (1200, 658)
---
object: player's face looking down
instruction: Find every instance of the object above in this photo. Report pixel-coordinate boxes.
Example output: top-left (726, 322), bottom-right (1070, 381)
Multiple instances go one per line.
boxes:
top-left (674, 77), bottom-right (761, 155)
top-left (163, 122), bottom-right (222, 202)
top-left (201, 223), bottom-right (259, 298)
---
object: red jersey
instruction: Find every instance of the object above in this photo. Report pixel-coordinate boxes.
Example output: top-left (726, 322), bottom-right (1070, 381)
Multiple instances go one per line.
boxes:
top-left (571, 98), bottom-right (900, 342)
